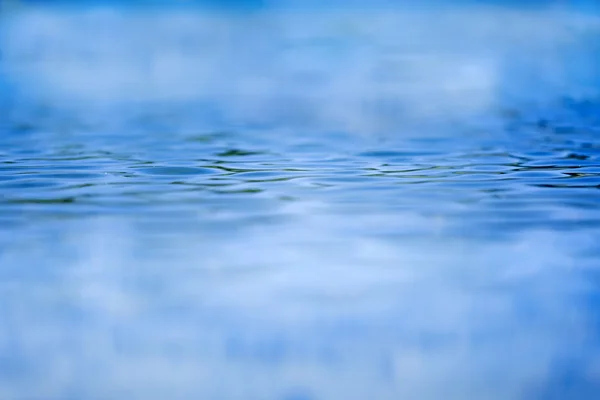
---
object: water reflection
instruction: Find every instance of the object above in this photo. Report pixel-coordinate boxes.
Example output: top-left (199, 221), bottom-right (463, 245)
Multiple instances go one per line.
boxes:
top-left (1, 2), bottom-right (600, 400)
top-left (1, 211), bottom-right (599, 399)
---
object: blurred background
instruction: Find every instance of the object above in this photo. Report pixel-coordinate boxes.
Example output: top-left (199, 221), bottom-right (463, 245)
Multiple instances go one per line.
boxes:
top-left (1, 1), bottom-right (600, 399)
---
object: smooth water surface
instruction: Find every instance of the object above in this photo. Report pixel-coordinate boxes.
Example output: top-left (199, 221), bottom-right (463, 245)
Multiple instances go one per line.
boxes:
top-left (1, 3), bottom-right (600, 399)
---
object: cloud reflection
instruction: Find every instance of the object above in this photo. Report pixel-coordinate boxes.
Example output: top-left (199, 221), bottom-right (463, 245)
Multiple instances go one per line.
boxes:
top-left (0, 208), bottom-right (598, 399)
top-left (1, 5), bottom-right (599, 133)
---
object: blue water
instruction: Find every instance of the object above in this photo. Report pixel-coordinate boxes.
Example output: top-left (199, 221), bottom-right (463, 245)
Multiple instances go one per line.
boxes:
top-left (1, 2), bottom-right (600, 399)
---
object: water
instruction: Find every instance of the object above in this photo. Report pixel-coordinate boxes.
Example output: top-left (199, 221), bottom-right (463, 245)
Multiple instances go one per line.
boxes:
top-left (1, 2), bottom-right (600, 399)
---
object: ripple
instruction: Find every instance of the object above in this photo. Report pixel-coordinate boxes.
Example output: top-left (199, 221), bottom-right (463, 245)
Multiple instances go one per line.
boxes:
top-left (134, 166), bottom-right (216, 176)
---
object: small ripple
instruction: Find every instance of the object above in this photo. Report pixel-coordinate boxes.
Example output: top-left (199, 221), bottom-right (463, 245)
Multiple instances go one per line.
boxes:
top-left (133, 166), bottom-right (216, 176)
top-left (215, 149), bottom-right (267, 157)
top-left (5, 197), bottom-right (77, 205)
top-left (0, 179), bottom-right (64, 190)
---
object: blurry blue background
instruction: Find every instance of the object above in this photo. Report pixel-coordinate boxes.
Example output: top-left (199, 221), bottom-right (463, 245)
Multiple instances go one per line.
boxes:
top-left (1, 1), bottom-right (600, 399)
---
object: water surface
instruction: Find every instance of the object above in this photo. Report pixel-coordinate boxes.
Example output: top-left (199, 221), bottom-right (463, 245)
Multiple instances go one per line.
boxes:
top-left (1, 3), bottom-right (600, 399)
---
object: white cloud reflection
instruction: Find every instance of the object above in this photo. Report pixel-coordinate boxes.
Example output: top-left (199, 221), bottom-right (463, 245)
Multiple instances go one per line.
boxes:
top-left (0, 206), bottom-right (598, 399)
top-left (1, 5), bottom-right (599, 132)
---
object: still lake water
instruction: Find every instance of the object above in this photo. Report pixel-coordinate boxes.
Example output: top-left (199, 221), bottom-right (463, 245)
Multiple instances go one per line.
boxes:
top-left (1, 3), bottom-right (600, 399)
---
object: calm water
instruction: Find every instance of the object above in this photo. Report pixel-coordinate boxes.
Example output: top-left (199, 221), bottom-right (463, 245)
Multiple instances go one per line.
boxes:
top-left (1, 3), bottom-right (600, 399)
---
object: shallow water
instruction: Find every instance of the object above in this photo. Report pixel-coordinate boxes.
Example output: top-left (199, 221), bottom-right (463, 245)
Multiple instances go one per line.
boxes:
top-left (1, 3), bottom-right (600, 399)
